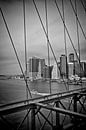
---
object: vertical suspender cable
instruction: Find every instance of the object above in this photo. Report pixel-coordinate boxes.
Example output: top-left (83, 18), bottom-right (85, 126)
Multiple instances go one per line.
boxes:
top-left (80, 0), bottom-right (86, 14)
top-left (62, 0), bottom-right (69, 89)
top-left (0, 8), bottom-right (32, 98)
top-left (70, 0), bottom-right (86, 41)
top-left (23, 0), bottom-right (29, 129)
top-left (33, 0), bottom-right (68, 89)
top-left (70, 0), bottom-right (84, 80)
top-left (54, 0), bottom-right (79, 66)
top-left (75, 0), bottom-right (80, 61)
top-left (54, 0), bottom-right (84, 78)
top-left (75, 0), bottom-right (83, 86)
top-left (23, 0), bottom-right (27, 82)
top-left (23, 0), bottom-right (29, 100)
top-left (45, 0), bottom-right (53, 125)
top-left (54, 0), bottom-right (84, 82)
top-left (45, 0), bottom-right (50, 66)
top-left (45, 0), bottom-right (51, 94)
top-left (62, 0), bottom-right (67, 57)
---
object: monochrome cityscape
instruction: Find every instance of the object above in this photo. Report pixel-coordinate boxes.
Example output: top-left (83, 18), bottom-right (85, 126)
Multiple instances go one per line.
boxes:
top-left (25, 53), bottom-right (86, 81)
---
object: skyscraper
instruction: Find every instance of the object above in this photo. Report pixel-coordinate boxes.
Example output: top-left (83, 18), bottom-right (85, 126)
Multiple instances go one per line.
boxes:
top-left (60, 54), bottom-right (68, 78)
top-left (43, 65), bottom-right (53, 79)
top-left (28, 57), bottom-right (39, 80)
top-left (69, 53), bottom-right (74, 62)
top-left (52, 62), bottom-right (60, 79)
top-left (40, 59), bottom-right (45, 77)
top-left (37, 58), bottom-right (45, 78)
top-left (68, 62), bottom-right (74, 77)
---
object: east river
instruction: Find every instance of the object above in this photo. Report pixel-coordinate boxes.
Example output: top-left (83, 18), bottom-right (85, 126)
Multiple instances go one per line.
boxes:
top-left (0, 79), bottom-right (86, 129)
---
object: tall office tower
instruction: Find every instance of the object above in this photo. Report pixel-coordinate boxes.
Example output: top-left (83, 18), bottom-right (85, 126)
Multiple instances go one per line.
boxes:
top-left (52, 62), bottom-right (60, 79)
top-left (68, 62), bottom-right (74, 77)
top-left (37, 60), bottom-right (41, 79)
top-left (80, 61), bottom-right (86, 77)
top-left (74, 60), bottom-right (80, 76)
top-left (69, 53), bottom-right (74, 62)
top-left (28, 57), bottom-right (39, 80)
top-left (43, 65), bottom-right (53, 79)
top-left (40, 59), bottom-right (45, 77)
top-left (60, 54), bottom-right (68, 78)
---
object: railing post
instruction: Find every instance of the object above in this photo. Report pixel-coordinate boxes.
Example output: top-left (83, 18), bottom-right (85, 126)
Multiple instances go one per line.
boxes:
top-left (53, 101), bottom-right (62, 130)
top-left (56, 101), bottom-right (60, 127)
top-left (72, 93), bottom-right (78, 126)
top-left (31, 104), bottom-right (36, 130)
top-left (73, 93), bottom-right (77, 112)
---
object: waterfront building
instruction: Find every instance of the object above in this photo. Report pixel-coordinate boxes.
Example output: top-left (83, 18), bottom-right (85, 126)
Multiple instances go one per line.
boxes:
top-left (60, 54), bottom-right (68, 78)
top-left (43, 65), bottom-right (53, 79)
top-left (40, 59), bottom-right (45, 77)
top-left (69, 53), bottom-right (74, 62)
top-left (28, 57), bottom-right (39, 80)
top-left (74, 60), bottom-right (80, 77)
top-left (37, 59), bottom-right (45, 79)
top-left (80, 61), bottom-right (86, 77)
top-left (68, 62), bottom-right (74, 77)
top-left (73, 60), bottom-right (86, 77)
top-left (52, 62), bottom-right (60, 79)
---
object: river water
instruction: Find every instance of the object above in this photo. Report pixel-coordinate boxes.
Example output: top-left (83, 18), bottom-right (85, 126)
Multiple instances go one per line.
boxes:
top-left (0, 79), bottom-right (86, 129)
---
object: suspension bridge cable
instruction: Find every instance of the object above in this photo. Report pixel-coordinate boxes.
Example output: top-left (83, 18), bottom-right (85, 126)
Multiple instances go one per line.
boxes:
top-left (45, 0), bottom-right (50, 67)
top-left (62, 0), bottom-right (67, 57)
top-left (80, 0), bottom-right (86, 14)
top-left (75, 0), bottom-right (80, 62)
top-left (33, 0), bottom-right (57, 64)
top-left (33, 0), bottom-right (68, 90)
top-left (75, 0), bottom-right (83, 85)
top-left (23, 0), bottom-right (30, 129)
top-left (70, 0), bottom-right (86, 41)
top-left (62, 0), bottom-right (69, 89)
top-left (0, 7), bottom-right (32, 98)
top-left (45, 0), bottom-right (53, 125)
top-left (54, 0), bottom-right (79, 64)
top-left (45, 0), bottom-right (51, 94)
top-left (23, 0), bottom-right (27, 80)
top-left (54, 0), bottom-right (84, 79)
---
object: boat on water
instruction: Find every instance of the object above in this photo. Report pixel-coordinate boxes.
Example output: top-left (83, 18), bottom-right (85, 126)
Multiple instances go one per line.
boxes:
top-left (31, 89), bottom-right (50, 96)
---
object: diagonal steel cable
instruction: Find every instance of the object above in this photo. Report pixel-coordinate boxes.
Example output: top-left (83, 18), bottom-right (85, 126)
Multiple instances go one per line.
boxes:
top-left (37, 113), bottom-right (42, 127)
top-left (79, 96), bottom-right (86, 113)
top-left (0, 7), bottom-right (32, 98)
top-left (61, 98), bottom-right (73, 125)
top-left (39, 110), bottom-right (53, 128)
top-left (0, 116), bottom-right (16, 130)
top-left (70, 0), bottom-right (86, 41)
top-left (17, 109), bottom-right (31, 130)
top-left (78, 99), bottom-right (86, 112)
top-left (40, 102), bottom-right (55, 130)
top-left (54, 0), bottom-right (84, 78)
top-left (33, 0), bottom-right (68, 90)
top-left (80, 0), bottom-right (86, 14)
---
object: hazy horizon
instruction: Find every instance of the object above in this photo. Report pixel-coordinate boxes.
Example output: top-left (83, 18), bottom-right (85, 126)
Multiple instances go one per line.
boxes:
top-left (0, 0), bottom-right (86, 75)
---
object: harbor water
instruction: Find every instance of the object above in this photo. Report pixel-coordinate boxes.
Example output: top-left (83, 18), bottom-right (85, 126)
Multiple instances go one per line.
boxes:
top-left (0, 79), bottom-right (86, 129)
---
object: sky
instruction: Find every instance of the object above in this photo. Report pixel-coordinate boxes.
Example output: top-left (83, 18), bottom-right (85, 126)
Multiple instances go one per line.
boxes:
top-left (0, 0), bottom-right (86, 75)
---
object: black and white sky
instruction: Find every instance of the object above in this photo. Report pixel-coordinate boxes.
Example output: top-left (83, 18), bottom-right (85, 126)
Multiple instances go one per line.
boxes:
top-left (0, 0), bottom-right (86, 74)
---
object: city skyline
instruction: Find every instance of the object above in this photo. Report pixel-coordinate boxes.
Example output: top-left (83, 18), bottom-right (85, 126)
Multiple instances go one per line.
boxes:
top-left (0, 0), bottom-right (86, 75)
